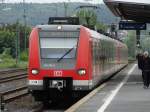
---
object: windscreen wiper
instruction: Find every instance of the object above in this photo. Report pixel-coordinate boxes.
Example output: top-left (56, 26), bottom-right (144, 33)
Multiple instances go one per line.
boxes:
top-left (57, 45), bottom-right (76, 62)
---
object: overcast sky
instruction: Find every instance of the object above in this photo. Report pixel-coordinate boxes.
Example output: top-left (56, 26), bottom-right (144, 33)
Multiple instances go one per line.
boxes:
top-left (5, 0), bottom-right (103, 4)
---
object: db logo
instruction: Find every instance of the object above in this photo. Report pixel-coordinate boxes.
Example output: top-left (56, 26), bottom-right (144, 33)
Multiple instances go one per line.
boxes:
top-left (54, 71), bottom-right (63, 77)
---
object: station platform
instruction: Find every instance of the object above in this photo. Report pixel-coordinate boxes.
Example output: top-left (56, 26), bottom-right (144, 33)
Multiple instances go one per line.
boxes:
top-left (75, 64), bottom-right (150, 112)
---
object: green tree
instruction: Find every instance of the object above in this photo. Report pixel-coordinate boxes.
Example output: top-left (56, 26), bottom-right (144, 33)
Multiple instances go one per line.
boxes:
top-left (76, 9), bottom-right (107, 31)
top-left (0, 22), bottom-right (31, 58)
top-left (76, 9), bottom-right (97, 26)
top-left (0, 30), bottom-right (16, 57)
top-left (96, 23), bottom-right (108, 32)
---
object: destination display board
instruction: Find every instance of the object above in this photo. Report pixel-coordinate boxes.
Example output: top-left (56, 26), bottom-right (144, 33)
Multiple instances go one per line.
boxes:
top-left (48, 17), bottom-right (79, 25)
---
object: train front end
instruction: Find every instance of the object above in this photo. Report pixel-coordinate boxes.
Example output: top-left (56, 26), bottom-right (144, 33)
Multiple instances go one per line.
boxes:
top-left (28, 25), bottom-right (92, 101)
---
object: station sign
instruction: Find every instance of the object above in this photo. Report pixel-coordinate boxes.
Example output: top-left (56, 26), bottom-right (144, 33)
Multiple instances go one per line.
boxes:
top-left (119, 21), bottom-right (146, 30)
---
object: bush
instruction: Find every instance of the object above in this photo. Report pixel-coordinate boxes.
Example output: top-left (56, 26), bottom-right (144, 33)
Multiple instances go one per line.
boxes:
top-left (0, 48), bottom-right (28, 68)
top-left (0, 48), bottom-right (13, 60)
top-left (0, 48), bottom-right (16, 68)
top-left (20, 50), bottom-right (28, 61)
top-left (0, 30), bottom-right (16, 57)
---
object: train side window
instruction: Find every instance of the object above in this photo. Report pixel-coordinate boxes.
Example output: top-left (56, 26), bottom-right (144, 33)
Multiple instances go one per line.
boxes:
top-left (96, 40), bottom-right (99, 63)
top-left (98, 40), bottom-right (101, 63)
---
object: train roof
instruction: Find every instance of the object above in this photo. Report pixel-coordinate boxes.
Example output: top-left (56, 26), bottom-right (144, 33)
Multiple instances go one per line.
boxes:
top-left (89, 28), bottom-right (115, 41)
top-left (104, 0), bottom-right (150, 22)
top-left (36, 24), bottom-right (125, 44)
top-left (88, 28), bottom-right (127, 47)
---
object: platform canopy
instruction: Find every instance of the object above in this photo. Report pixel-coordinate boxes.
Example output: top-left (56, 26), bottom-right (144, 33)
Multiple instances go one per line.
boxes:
top-left (104, 0), bottom-right (150, 22)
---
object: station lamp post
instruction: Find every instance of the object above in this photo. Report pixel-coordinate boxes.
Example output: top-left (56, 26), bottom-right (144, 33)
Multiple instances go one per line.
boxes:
top-left (16, 24), bottom-right (20, 65)
top-left (23, 0), bottom-right (27, 50)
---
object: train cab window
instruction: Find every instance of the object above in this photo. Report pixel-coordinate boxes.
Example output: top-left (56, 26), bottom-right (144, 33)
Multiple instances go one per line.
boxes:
top-left (40, 37), bottom-right (77, 59)
top-left (39, 31), bottom-right (79, 69)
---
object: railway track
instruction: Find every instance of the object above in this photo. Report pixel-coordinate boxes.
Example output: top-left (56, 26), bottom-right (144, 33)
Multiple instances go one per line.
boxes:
top-left (0, 73), bottom-right (27, 84)
top-left (0, 68), bottom-right (27, 84)
top-left (0, 68), bottom-right (26, 74)
top-left (0, 68), bottom-right (28, 111)
top-left (0, 86), bottom-right (28, 111)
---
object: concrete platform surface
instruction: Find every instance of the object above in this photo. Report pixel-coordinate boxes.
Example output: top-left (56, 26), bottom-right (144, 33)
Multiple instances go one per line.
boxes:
top-left (75, 64), bottom-right (150, 112)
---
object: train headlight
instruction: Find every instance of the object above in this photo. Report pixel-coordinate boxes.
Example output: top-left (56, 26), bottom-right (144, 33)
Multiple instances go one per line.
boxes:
top-left (78, 69), bottom-right (86, 76)
top-left (31, 69), bottom-right (39, 75)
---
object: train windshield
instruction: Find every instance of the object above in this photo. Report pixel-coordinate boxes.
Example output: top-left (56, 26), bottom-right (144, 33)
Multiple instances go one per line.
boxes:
top-left (39, 31), bottom-right (79, 69)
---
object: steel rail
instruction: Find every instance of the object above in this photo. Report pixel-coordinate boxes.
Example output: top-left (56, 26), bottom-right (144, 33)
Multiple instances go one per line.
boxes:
top-left (0, 86), bottom-right (28, 111)
top-left (0, 68), bottom-right (26, 74)
top-left (0, 73), bottom-right (27, 84)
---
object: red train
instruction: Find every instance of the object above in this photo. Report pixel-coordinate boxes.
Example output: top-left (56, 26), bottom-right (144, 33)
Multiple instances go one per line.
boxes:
top-left (28, 24), bottom-right (128, 103)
